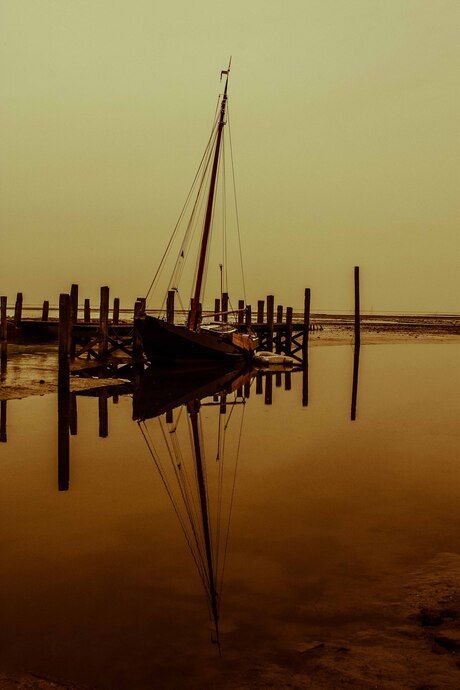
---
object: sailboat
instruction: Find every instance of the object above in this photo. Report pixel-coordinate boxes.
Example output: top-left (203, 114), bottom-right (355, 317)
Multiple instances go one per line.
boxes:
top-left (135, 63), bottom-right (258, 366)
top-left (134, 363), bottom-right (254, 645)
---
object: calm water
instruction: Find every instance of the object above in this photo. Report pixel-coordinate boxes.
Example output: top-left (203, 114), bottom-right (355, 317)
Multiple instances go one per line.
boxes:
top-left (0, 343), bottom-right (459, 689)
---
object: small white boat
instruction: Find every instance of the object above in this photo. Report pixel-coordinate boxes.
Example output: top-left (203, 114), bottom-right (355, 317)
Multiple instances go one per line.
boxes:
top-left (254, 351), bottom-right (295, 366)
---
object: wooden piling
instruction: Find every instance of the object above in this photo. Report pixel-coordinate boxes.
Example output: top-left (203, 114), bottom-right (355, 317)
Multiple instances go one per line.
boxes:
top-left (167, 291), bottom-right (175, 324)
top-left (302, 288), bottom-right (311, 363)
top-left (58, 293), bottom-right (71, 359)
top-left (132, 300), bottom-right (144, 359)
top-left (41, 300), bottom-right (49, 321)
top-left (354, 266), bottom-right (361, 346)
top-left (285, 372), bottom-right (292, 391)
top-left (113, 298), bottom-right (120, 325)
top-left (257, 300), bottom-right (264, 324)
top-left (266, 295), bottom-right (274, 351)
top-left (98, 286), bottom-right (109, 359)
top-left (84, 299), bottom-right (91, 323)
top-left (275, 305), bottom-right (283, 353)
top-left (14, 292), bottom-right (23, 325)
top-left (70, 284), bottom-right (79, 324)
top-left (222, 292), bottom-right (229, 322)
top-left (285, 307), bottom-right (293, 355)
top-left (1, 296), bottom-right (7, 369)
top-left (245, 305), bottom-right (252, 326)
top-left (214, 298), bottom-right (220, 321)
top-left (256, 375), bottom-right (263, 395)
top-left (238, 300), bottom-right (245, 325)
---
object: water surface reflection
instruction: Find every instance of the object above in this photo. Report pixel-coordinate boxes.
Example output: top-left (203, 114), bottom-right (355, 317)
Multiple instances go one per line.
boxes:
top-left (0, 344), bottom-right (459, 689)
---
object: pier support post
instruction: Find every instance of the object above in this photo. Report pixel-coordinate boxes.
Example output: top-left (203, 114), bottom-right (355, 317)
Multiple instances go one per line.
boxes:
top-left (41, 300), bottom-right (49, 321)
top-left (14, 293), bottom-right (23, 325)
top-left (133, 300), bottom-right (144, 359)
top-left (285, 307), bottom-right (293, 355)
top-left (238, 300), bottom-right (245, 325)
top-left (59, 293), bottom-right (71, 360)
top-left (257, 300), bottom-right (264, 324)
top-left (113, 298), bottom-right (120, 325)
top-left (302, 288), bottom-right (311, 363)
top-left (222, 292), bottom-right (229, 322)
top-left (266, 295), bottom-right (274, 351)
top-left (98, 286), bottom-right (109, 359)
top-left (245, 305), bottom-right (252, 326)
top-left (1, 296), bottom-right (7, 371)
top-left (84, 299), bottom-right (91, 323)
top-left (276, 305), bottom-right (283, 353)
top-left (167, 290), bottom-right (175, 324)
top-left (70, 284), bottom-right (79, 324)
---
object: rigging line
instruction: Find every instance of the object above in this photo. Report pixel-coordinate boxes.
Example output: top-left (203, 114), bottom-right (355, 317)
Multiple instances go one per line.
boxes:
top-left (168, 122), bottom-right (219, 296)
top-left (140, 420), bottom-right (212, 596)
top-left (145, 107), bottom-right (221, 303)
top-left (158, 125), bottom-right (219, 316)
top-left (226, 105), bottom-right (247, 303)
top-left (158, 417), bottom-right (210, 581)
top-left (217, 400), bottom-right (246, 601)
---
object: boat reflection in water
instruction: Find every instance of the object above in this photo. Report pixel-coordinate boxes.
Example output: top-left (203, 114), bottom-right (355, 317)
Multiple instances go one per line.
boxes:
top-left (133, 364), bottom-right (255, 648)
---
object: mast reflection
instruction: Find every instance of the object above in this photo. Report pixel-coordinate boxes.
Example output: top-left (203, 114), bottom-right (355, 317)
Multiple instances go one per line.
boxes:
top-left (134, 364), bottom-right (254, 647)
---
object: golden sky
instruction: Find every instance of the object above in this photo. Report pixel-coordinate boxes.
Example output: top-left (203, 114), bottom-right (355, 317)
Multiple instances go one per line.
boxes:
top-left (1, 0), bottom-right (459, 312)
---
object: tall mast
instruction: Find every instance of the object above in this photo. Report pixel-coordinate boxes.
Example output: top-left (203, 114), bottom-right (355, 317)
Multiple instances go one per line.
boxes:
top-left (188, 63), bottom-right (231, 332)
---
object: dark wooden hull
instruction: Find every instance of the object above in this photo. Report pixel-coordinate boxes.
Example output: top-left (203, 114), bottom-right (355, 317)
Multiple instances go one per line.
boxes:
top-left (135, 315), bottom-right (252, 365)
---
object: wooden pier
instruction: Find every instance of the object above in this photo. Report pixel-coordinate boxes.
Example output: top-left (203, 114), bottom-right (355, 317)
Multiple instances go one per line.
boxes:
top-left (1, 285), bottom-right (315, 364)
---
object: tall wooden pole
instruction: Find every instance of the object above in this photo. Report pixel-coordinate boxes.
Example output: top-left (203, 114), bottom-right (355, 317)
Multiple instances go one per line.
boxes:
top-left (266, 295), bottom-right (274, 351)
top-left (14, 293), bottom-right (23, 325)
top-left (167, 290), bottom-right (175, 324)
top-left (302, 288), bottom-right (311, 363)
top-left (98, 286), bottom-right (109, 359)
top-left (354, 266), bottom-right (361, 346)
top-left (113, 298), bottom-right (120, 325)
top-left (70, 284), bottom-right (79, 324)
top-left (1, 296), bottom-right (7, 371)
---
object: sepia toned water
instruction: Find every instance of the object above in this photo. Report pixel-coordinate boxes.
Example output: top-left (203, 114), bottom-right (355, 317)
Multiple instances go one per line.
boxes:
top-left (0, 343), bottom-right (459, 689)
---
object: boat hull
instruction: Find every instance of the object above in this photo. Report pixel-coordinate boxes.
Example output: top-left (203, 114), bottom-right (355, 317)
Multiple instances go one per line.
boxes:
top-left (135, 315), bottom-right (254, 365)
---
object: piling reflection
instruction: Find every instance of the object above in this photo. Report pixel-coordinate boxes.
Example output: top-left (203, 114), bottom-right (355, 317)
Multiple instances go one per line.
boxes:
top-left (58, 353), bottom-right (70, 491)
top-left (0, 400), bottom-right (6, 443)
top-left (351, 345), bottom-right (361, 421)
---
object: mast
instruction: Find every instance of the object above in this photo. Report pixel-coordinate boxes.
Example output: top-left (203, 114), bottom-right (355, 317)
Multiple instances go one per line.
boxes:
top-left (188, 63), bottom-right (231, 332)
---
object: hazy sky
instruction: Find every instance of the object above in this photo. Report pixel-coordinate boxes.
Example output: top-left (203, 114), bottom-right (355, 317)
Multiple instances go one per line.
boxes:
top-left (1, 0), bottom-right (459, 313)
